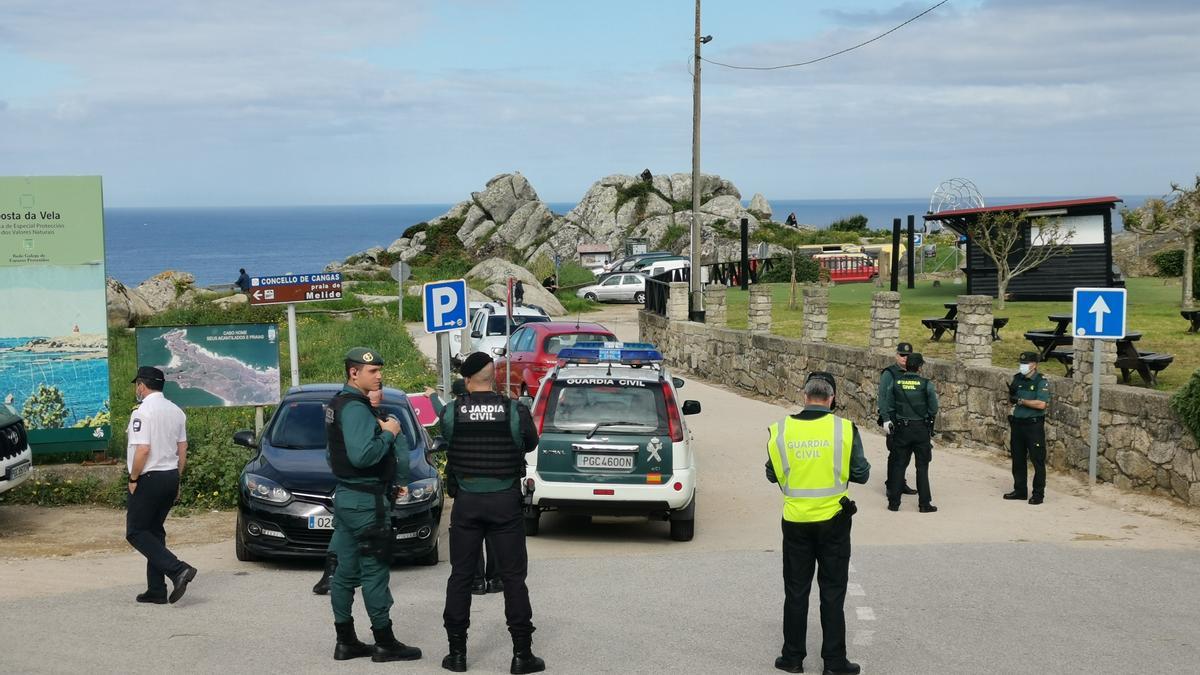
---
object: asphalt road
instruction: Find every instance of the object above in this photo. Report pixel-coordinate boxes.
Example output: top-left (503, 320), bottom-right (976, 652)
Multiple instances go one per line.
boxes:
top-left (2, 305), bottom-right (1199, 673)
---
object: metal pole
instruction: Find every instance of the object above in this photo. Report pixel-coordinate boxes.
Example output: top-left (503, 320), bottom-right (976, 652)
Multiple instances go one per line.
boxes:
top-left (439, 333), bottom-right (451, 401)
top-left (287, 302), bottom-right (299, 388)
top-left (740, 217), bottom-right (750, 290)
top-left (906, 215), bottom-right (915, 289)
top-left (255, 406), bottom-right (264, 437)
top-left (890, 218), bottom-right (901, 292)
top-left (1089, 339), bottom-right (1101, 485)
top-left (688, 0), bottom-right (705, 322)
top-left (398, 277), bottom-right (403, 322)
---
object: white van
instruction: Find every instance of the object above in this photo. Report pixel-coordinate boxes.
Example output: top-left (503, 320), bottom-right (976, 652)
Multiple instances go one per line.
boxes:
top-left (643, 258), bottom-right (710, 283)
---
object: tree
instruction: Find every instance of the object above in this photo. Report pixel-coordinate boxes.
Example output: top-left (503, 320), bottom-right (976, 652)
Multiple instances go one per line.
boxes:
top-left (21, 384), bottom-right (70, 429)
top-left (751, 221), bottom-right (816, 310)
top-left (1122, 176), bottom-right (1200, 309)
top-left (965, 210), bottom-right (1073, 309)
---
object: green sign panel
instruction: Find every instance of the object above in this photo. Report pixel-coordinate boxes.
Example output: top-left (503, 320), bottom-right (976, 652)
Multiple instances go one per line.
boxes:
top-left (135, 324), bottom-right (282, 407)
top-left (0, 176), bottom-right (110, 453)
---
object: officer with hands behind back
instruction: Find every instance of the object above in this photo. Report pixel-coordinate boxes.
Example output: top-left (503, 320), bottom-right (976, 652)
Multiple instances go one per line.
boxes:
top-left (878, 343), bottom-right (917, 498)
top-left (1005, 352), bottom-right (1051, 505)
top-left (439, 352), bottom-right (544, 674)
top-left (766, 372), bottom-right (870, 675)
top-left (325, 347), bottom-right (421, 663)
top-left (880, 353), bottom-right (939, 513)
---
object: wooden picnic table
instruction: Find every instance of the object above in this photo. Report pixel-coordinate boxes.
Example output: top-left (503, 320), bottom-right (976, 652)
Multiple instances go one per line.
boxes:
top-left (1182, 309), bottom-right (1200, 333)
top-left (1023, 323), bottom-right (1174, 386)
top-left (922, 303), bottom-right (1008, 341)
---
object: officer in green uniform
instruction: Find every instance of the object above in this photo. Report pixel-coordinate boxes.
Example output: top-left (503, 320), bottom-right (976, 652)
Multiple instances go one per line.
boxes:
top-left (878, 343), bottom-right (917, 498)
top-left (880, 353), bottom-right (939, 513)
top-left (325, 347), bottom-right (422, 663)
top-left (1004, 352), bottom-right (1051, 505)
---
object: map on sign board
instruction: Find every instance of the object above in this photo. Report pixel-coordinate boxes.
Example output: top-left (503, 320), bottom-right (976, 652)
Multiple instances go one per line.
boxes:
top-left (135, 323), bottom-right (281, 407)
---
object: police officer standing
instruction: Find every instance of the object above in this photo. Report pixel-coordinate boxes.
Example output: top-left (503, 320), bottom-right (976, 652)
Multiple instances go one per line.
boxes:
top-left (325, 348), bottom-right (421, 662)
top-left (766, 372), bottom-right (870, 675)
top-left (880, 353), bottom-right (939, 513)
top-left (439, 352), bottom-right (543, 674)
top-left (878, 343), bottom-right (917, 498)
top-left (125, 366), bottom-right (197, 605)
top-left (1005, 352), bottom-right (1051, 505)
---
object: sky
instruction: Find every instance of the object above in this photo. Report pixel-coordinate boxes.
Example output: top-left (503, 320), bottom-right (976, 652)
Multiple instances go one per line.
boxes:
top-left (0, 0), bottom-right (1196, 207)
top-left (0, 264), bottom-right (106, 336)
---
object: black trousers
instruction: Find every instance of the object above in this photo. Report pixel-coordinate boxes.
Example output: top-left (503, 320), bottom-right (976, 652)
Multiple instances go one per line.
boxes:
top-left (781, 509), bottom-right (852, 665)
top-left (125, 469), bottom-right (186, 595)
top-left (883, 433), bottom-right (912, 492)
top-left (1010, 418), bottom-right (1046, 497)
top-left (476, 537), bottom-right (497, 582)
top-left (443, 488), bottom-right (534, 637)
top-left (887, 423), bottom-right (933, 507)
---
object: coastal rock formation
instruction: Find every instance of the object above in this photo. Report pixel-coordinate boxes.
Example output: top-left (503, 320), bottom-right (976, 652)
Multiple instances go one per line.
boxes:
top-left (213, 293), bottom-right (249, 309)
top-left (13, 334), bottom-right (107, 356)
top-left (466, 258), bottom-right (566, 316)
top-left (134, 271), bottom-right (196, 314)
top-left (748, 193), bottom-right (772, 220)
top-left (106, 277), bottom-right (153, 327)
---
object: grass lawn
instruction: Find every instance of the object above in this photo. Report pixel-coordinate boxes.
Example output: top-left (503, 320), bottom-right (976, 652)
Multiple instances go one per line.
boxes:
top-left (724, 277), bottom-right (1198, 391)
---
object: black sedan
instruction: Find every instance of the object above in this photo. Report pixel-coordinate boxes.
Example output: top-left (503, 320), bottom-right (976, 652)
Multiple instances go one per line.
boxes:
top-left (234, 384), bottom-right (445, 565)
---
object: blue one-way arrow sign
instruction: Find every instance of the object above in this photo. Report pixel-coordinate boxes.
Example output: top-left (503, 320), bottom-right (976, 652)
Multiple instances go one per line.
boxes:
top-left (1072, 287), bottom-right (1127, 339)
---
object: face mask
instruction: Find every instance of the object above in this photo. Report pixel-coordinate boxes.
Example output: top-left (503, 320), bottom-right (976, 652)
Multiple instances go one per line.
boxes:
top-left (1019, 364), bottom-right (1032, 376)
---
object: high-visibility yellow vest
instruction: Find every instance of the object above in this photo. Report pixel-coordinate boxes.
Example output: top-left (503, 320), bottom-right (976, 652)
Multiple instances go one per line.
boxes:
top-left (767, 414), bottom-right (853, 523)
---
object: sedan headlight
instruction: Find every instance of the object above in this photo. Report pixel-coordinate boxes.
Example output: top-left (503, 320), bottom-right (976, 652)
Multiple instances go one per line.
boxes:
top-left (395, 477), bottom-right (439, 505)
top-left (243, 473), bottom-right (291, 504)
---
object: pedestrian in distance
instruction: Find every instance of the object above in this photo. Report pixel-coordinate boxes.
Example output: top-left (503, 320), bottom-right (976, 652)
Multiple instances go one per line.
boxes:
top-left (325, 347), bottom-right (421, 663)
top-left (235, 268), bottom-right (251, 293)
top-left (878, 343), bottom-right (918, 498)
top-left (766, 372), bottom-right (870, 675)
top-left (513, 280), bottom-right (525, 306)
top-left (125, 366), bottom-right (197, 605)
top-left (881, 353), bottom-right (939, 513)
top-left (1005, 352), bottom-right (1051, 505)
top-left (439, 352), bottom-right (544, 674)
top-left (785, 212), bottom-right (799, 227)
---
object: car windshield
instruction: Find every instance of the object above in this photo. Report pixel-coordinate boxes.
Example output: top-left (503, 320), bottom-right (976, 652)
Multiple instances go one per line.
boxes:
top-left (543, 333), bottom-right (615, 355)
top-left (542, 379), bottom-right (667, 434)
top-left (268, 400), bottom-right (419, 450)
top-left (486, 315), bottom-right (549, 336)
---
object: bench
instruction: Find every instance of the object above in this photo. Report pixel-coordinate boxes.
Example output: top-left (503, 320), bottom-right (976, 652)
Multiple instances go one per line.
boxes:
top-left (1182, 310), bottom-right (1200, 333)
top-left (922, 303), bottom-right (1007, 341)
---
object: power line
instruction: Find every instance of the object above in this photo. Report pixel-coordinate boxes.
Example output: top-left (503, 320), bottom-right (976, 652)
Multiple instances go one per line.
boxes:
top-left (700, 0), bottom-right (950, 72)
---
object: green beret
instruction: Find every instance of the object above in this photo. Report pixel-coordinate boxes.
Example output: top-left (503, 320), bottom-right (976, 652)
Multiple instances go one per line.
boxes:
top-left (345, 347), bottom-right (385, 366)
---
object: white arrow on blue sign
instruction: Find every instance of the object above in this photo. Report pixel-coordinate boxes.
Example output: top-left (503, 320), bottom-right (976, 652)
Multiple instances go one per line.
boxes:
top-left (1072, 287), bottom-right (1127, 339)
top-left (423, 279), bottom-right (469, 334)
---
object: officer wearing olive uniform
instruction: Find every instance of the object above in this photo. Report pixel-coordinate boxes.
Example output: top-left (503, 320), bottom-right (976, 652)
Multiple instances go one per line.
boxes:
top-left (880, 353), bottom-right (939, 513)
top-left (439, 352), bottom-right (543, 674)
top-left (1005, 352), bottom-right (1051, 505)
top-left (878, 343), bottom-right (917, 498)
top-left (326, 347), bottom-right (421, 663)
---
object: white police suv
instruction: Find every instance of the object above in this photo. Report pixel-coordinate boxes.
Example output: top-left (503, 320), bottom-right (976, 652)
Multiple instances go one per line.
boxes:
top-left (522, 343), bottom-right (701, 541)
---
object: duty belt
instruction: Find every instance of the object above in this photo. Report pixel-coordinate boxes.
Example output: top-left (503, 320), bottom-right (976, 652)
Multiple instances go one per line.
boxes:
top-left (1012, 416), bottom-right (1045, 425)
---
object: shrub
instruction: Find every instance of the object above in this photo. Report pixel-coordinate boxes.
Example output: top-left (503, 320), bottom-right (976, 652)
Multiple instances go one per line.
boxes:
top-left (0, 473), bottom-right (126, 507)
top-left (1153, 249), bottom-right (1184, 277)
top-left (829, 214), bottom-right (869, 232)
top-left (1172, 369), bottom-right (1200, 447)
top-left (760, 256), bottom-right (820, 283)
top-left (178, 442), bottom-right (248, 510)
top-left (22, 384), bottom-right (69, 429)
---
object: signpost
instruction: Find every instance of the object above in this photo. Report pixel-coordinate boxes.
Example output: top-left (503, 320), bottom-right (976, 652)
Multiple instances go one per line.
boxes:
top-left (1072, 287), bottom-right (1128, 484)
top-left (423, 279), bottom-right (469, 400)
top-left (390, 261), bottom-right (411, 321)
top-left (249, 272), bottom-right (344, 387)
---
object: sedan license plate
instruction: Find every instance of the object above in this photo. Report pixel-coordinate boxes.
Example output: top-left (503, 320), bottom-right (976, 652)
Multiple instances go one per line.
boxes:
top-left (308, 515), bottom-right (334, 530)
top-left (577, 454), bottom-right (634, 471)
top-left (7, 461), bottom-right (31, 481)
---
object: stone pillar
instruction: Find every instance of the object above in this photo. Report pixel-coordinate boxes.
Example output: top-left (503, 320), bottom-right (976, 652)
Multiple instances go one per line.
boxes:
top-left (954, 295), bottom-right (993, 367)
top-left (748, 284), bottom-right (773, 334)
top-left (1072, 338), bottom-right (1117, 386)
top-left (705, 284), bottom-right (727, 327)
top-left (869, 292), bottom-right (900, 352)
top-left (802, 286), bottom-right (829, 343)
top-left (667, 282), bottom-right (690, 322)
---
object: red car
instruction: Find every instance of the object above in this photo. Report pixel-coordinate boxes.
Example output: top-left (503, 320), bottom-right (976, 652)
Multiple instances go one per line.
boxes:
top-left (492, 322), bottom-right (617, 399)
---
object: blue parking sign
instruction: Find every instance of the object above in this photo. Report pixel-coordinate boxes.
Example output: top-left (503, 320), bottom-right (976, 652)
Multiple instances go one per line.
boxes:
top-left (1072, 288), bottom-right (1126, 339)
top-left (423, 279), bottom-right (468, 334)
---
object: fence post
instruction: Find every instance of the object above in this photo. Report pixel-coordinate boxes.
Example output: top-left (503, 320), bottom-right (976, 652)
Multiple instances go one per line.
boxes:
top-left (667, 282), bottom-right (690, 322)
top-left (870, 291), bottom-right (901, 353)
top-left (705, 284), bottom-right (727, 327)
top-left (802, 286), bottom-right (829, 343)
top-left (748, 284), bottom-right (773, 334)
top-left (954, 295), bottom-right (993, 367)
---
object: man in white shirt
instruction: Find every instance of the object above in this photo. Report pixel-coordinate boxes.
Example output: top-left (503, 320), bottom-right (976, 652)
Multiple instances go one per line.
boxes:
top-left (126, 366), bottom-right (197, 604)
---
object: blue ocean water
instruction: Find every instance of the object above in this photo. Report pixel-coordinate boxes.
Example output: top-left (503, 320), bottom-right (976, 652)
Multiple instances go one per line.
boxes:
top-left (104, 196), bottom-right (1146, 287)
top-left (0, 338), bottom-right (110, 427)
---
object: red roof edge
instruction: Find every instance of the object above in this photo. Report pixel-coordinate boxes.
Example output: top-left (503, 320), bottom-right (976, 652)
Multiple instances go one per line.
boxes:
top-left (924, 196), bottom-right (1123, 220)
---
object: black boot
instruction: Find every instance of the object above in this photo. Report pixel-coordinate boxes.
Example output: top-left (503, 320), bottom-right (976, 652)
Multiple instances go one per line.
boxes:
top-left (510, 635), bottom-right (545, 674)
top-left (471, 577), bottom-right (487, 595)
top-left (333, 620), bottom-right (372, 661)
top-left (313, 553), bottom-right (337, 595)
top-left (371, 622), bottom-right (422, 662)
top-left (441, 633), bottom-right (467, 672)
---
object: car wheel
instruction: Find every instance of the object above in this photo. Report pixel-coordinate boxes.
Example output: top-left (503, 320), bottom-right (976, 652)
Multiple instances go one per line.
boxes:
top-left (584, 292), bottom-right (598, 302)
top-left (634, 291), bottom-right (646, 304)
top-left (669, 517), bottom-right (695, 542)
top-left (416, 538), bottom-right (440, 566)
top-left (235, 513), bottom-right (258, 562)
top-left (524, 510), bottom-right (541, 536)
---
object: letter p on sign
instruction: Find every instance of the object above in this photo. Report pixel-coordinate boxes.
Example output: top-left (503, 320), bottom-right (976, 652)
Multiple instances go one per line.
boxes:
top-left (423, 279), bottom-right (468, 334)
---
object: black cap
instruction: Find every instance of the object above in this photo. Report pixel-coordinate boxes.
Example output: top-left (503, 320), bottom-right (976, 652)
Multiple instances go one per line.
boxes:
top-left (805, 371), bottom-right (837, 396)
top-left (1019, 351), bottom-right (1040, 364)
top-left (131, 366), bottom-right (165, 384)
top-left (896, 342), bottom-right (913, 355)
top-left (906, 353), bottom-right (925, 371)
top-left (460, 352), bottom-right (493, 378)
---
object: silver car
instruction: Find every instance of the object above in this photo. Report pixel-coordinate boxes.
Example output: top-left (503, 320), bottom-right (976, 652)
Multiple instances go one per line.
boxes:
top-left (576, 273), bottom-right (647, 303)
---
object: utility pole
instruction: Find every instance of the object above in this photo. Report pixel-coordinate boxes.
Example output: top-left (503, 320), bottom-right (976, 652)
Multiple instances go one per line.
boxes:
top-left (689, 0), bottom-right (706, 322)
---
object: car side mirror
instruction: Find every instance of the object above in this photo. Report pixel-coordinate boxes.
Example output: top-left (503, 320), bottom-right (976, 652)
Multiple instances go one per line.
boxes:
top-left (518, 395), bottom-right (534, 409)
top-left (492, 347), bottom-right (507, 357)
top-left (682, 400), bottom-right (701, 416)
top-left (672, 377), bottom-right (685, 389)
top-left (471, 330), bottom-right (482, 339)
top-left (232, 430), bottom-right (256, 448)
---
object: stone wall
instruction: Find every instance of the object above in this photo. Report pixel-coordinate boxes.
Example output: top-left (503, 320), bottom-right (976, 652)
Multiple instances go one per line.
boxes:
top-left (640, 299), bottom-right (1200, 506)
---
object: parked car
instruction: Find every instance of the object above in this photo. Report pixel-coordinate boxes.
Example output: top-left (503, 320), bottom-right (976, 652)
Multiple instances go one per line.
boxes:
top-left (602, 251), bottom-right (672, 274)
top-left (233, 385), bottom-right (445, 564)
top-left (0, 404), bottom-right (33, 495)
top-left (492, 321), bottom-right (618, 398)
top-left (576, 273), bottom-right (647, 304)
top-left (449, 301), bottom-right (490, 363)
top-left (463, 302), bottom-right (551, 360)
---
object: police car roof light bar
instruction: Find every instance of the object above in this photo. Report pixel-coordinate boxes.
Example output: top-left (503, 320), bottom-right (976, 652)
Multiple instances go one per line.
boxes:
top-left (556, 342), bottom-right (664, 365)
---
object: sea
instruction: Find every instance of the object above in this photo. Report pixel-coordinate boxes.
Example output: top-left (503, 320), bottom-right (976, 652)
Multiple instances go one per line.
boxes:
top-left (0, 337), bottom-right (109, 426)
top-left (103, 196), bottom-right (1148, 287)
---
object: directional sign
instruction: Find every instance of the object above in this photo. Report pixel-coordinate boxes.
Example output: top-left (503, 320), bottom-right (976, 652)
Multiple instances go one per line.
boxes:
top-left (913, 233), bottom-right (923, 247)
top-left (423, 279), bottom-right (468, 334)
top-left (248, 272), bottom-right (343, 306)
top-left (1072, 287), bottom-right (1127, 339)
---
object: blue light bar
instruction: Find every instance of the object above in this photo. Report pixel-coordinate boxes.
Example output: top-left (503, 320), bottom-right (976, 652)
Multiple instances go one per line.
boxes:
top-left (557, 341), bottom-right (664, 365)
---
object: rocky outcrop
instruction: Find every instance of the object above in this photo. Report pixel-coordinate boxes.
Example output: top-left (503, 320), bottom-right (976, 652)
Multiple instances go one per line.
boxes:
top-left (748, 193), bottom-right (772, 220)
top-left (212, 293), bottom-right (249, 309)
top-left (13, 334), bottom-right (107, 354)
top-left (466, 258), bottom-right (566, 316)
top-left (133, 271), bottom-right (196, 314)
top-left (106, 277), bottom-right (153, 327)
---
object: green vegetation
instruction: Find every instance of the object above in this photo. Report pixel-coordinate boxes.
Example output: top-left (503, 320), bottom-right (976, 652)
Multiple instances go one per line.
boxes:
top-left (829, 214), bottom-right (869, 232)
top-left (1171, 369), bottom-right (1200, 446)
top-left (656, 224), bottom-right (688, 252)
top-left (21, 384), bottom-right (70, 429)
top-left (0, 473), bottom-right (128, 507)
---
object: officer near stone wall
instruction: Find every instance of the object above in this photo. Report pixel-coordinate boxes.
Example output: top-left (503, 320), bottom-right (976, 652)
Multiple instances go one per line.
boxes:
top-left (880, 353), bottom-right (939, 513)
top-left (766, 372), bottom-right (870, 675)
top-left (878, 343), bottom-right (917, 498)
top-left (325, 347), bottom-right (421, 663)
top-left (439, 352), bottom-right (543, 674)
top-left (1005, 352), bottom-right (1051, 505)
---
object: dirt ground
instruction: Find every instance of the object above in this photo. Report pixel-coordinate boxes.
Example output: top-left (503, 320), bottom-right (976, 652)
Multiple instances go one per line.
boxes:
top-left (0, 505), bottom-right (233, 559)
